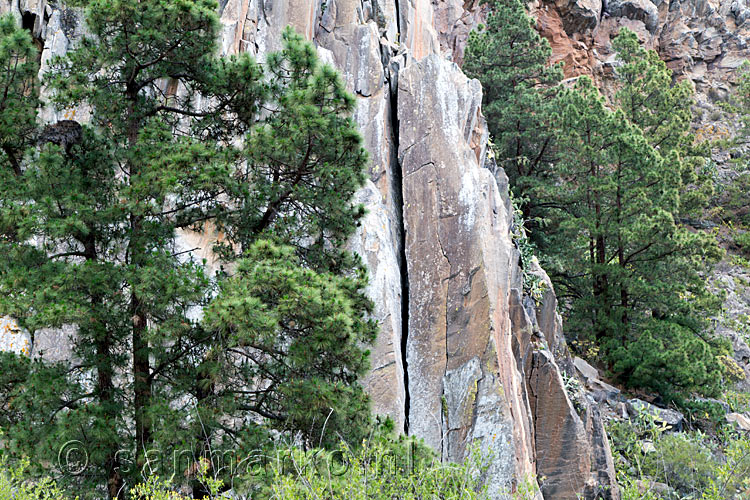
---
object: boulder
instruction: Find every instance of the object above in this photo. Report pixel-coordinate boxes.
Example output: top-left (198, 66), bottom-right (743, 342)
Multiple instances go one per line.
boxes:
top-left (727, 412), bottom-right (750, 431)
top-left (555, 0), bottom-right (602, 34)
top-left (574, 356), bottom-right (600, 382)
top-left (573, 357), bottom-right (621, 403)
top-left (627, 399), bottom-right (685, 431)
top-left (636, 480), bottom-right (674, 497)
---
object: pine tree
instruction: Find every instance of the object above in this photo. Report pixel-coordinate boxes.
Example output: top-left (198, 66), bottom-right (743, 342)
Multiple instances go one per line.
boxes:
top-left (0, 15), bottom-right (38, 176)
top-left (716, 62), bottom-right (750, 227)
top-left (463, 0), bottom-right (561, 213)
top-left (200, 241), bottom-right (375, 449)
top-left (541, 76), bottom-right (724, 399)
top-left (0, 2), bottom-right (374, 497)
top-left (612, 28), bottom-right (713, 217)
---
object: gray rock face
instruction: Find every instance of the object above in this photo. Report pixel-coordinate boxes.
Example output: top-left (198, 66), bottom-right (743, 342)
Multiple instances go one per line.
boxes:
top-left (627, 399), bottom-right (685, 431)
top-left (349, 180), bottom-right (406, 432)
top-left (398, 53), bottom-right (536, 495)
top-left (0, 317), bottom-right (31, 356)
top-left (605, 0), bottom-right (659, 33)
top-left (556, 0), bottom-right (602, 34)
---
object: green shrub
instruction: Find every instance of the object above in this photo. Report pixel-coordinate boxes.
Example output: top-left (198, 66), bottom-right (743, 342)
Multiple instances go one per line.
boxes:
top-left (701, 433), bottom-right (750, 499)
top-left (618, 477), bottom-right (661, 500)
top-left (1, 419), bottom-right (535, 500)
top-left (725, 390), bottom-right (750, 413)
top-left (608, 412), bottom-right (750, 499)
top-left (681, 398), bottom-right (727, 429)
top-left (244, 438), bottom-right (491, 499)
top-left (0, 458), bottom-right (70, 500)
top-left (736, 230), bottom-right (750, 255)
top-left (642, 433), bottom-right (718, 496)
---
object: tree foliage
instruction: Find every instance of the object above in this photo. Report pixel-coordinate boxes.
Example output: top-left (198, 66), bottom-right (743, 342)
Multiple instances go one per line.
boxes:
top-left (0, 3), bottom-right (373, 498)
top-left (199, 240), bottom-right (376, 450)
top-left (612, 29), bottom-right (713, 217)
top-left (468, 7), bottom-right (725, 399)
top-left (463, 0), bottom-right (561, 209)
top-left (0, 15), bottom-right (38, 176)
top-left (538, 40), bottom-right (724, 399)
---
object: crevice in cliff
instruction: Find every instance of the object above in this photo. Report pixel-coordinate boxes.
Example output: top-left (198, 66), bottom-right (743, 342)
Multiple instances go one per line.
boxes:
top-left (393, 0), bottom-right (401, 39)
top-left (437, 185), bottom-right (451, 462)
top-left (20, 10), bottom-right (44, 61)
top-left (386, 59), bottom-right (410, 435)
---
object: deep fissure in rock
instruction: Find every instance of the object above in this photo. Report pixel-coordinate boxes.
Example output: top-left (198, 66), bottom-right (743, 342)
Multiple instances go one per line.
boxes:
top-left (387, 63), bottom-right (410, 435)
top-left (21, 11), bottom-right (43, 58)
top-left (393, 0), bottom-right (401, 41)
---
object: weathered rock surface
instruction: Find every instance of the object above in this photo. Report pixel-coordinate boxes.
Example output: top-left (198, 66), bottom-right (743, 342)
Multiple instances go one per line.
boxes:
top-left (349, 180), bottom-right (406, 431)
top-left (605, 0), bottom-right (659, 33)
top-left (727, 412), bottom-right (750, 431)
top-left (627, 399), bottom-right (686, 431)
top-left (556, 0), bottom-right (602, 34)
top-left (398, 53), bottom-right (538, 496)
top-left (0, 317), bottom-right (30, 356)
top-left (519, 267), bottom-right (620, 500)
top-left (529, 349), bottom-right (593, 499)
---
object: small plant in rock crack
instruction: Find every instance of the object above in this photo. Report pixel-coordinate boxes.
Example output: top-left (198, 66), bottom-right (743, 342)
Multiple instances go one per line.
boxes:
top-left (561, 371), bottom-right (586, 415)
top-left (510, 192), bottom-right (547, 302)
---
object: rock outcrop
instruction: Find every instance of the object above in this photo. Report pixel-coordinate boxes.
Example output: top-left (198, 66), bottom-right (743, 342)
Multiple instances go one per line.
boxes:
top-left (397, 53), bottom-right (536, 494)
top-left (0, 317), bottom-right (30, 356)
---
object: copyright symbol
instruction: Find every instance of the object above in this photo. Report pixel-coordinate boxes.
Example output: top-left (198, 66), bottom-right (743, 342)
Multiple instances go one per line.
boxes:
top-left (57, 440), bottom-right (89, 476)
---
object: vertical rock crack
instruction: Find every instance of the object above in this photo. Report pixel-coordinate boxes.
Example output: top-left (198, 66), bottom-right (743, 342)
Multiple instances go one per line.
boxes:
top-left (386, 56), bottom-right (410, 435)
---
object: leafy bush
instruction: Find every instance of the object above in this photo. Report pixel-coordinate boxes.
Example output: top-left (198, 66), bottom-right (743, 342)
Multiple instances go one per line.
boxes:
top-left (0, 458), bottom-right (69, 500)
top-left (681, 398), bottom-right (729, 430)
top-left (246, 441), bottom-right (490, 500)
top-left (701, 433), bottom-right (750, 499)
top-left (608, 411), bottom-right (750, 499)
top-left (736, 230), bottom-right (750, 255)
top-left (725, 390), bottom-right (750, 413)
top-left (1, 423), bottom-right (536, 500)
top-left (642, 433), bottom-right (718, 496)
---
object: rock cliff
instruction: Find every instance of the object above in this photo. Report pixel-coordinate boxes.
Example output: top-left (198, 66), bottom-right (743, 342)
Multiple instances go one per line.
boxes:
top-left (3, 0), bottom-right (750, 497)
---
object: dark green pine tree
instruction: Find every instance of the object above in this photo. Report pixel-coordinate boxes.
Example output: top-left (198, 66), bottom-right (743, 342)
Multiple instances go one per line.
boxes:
top-left (715, 62), bottom-right (750, 227)
top-left (463, 0), bottom-right (562, 216)
top-left (541, 76), bottom-right (725, 400)
top-left (0, 2), bottom-right (374, 497)
top-left (200, 241), bottom-right (375, 450)
top-left (612, 28), bottom-right (713, 217)
top-left (0, 15), bottom-right (38, 175)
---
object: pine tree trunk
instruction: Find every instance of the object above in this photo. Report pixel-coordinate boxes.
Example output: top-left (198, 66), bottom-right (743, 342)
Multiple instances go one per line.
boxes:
top-left (616, 174), bottom-right (629, 335)
top-left (83, 234), bottom-right (124, 500)
top-left (126, 93), bottom-right (152, 473)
